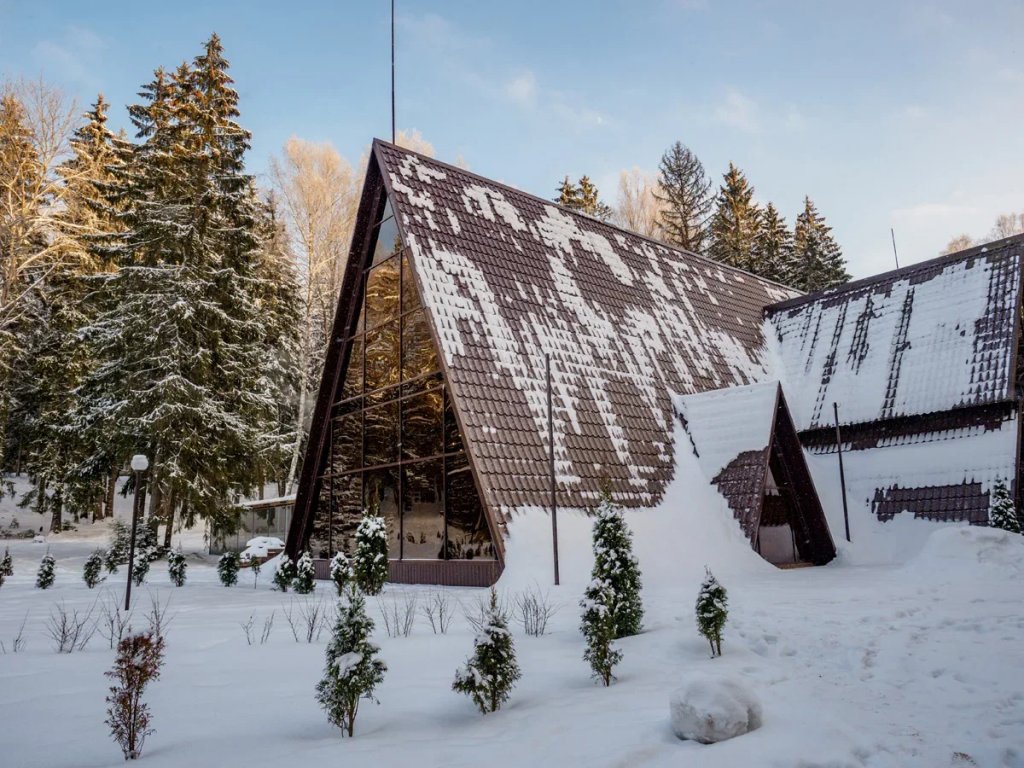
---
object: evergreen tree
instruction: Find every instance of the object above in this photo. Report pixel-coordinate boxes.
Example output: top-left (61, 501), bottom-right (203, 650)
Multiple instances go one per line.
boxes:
top-left (755, 203), bottom-right (793, 284)
top-left (588, 487), bottom-right (644, 638)
top-left (315, 589), bottom-right (387, 737)
top-left (36, 551), bottom-right (56, 589)
top-left (105, 519), bottom-right (130, 573)
top-left (556, 175), bottom-right (614, 221)
top-left (695, 567), bottom-right (728, 657)
top-left (580, 576), bottom-right (622, 686)
top-left (131, 554), bottom-right (150, 586)
top-left (787, 197), bottom-right (850, 292)
top-left (167, 550), bottom-right (187, 586)
top-left (989, 482), bottom-right (1022, 534)
top-left (294, 550), bottom-right (316, 594)
top-left (217, 551), bottom-right (240, 587)
top-left (555, 176), bottom-right (581, 209)
top-left (330, 551), bottom-right (352, 596)
top-left (273, 552), bottom-right (296, 591)
top-left (453, 588), bottom-right (521, 714)
top-left (655, 141), bottom-right (713, 253)
top-left (353, 515), bottom-right (388, 596)
top-left (1, 547), bottom-right (12, 577)
top-left (83, 550), bottom-right (104, 588)
top-left (708, 163), bottom-right (761, 273)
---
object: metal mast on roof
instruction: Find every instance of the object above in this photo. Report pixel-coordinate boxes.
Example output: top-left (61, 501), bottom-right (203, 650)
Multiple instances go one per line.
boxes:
top-left (391, 0), bottom-right (396, 143)
top-left (890, 228), bottom-right (900, 269)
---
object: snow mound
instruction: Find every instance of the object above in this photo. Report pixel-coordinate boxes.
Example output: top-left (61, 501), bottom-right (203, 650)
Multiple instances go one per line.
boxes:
top-left (239, 537), bottom-right (284, 562)
top-left (669, 672), bottom-right (762, 744)
top-left (903, 525), bottom-right (1024, 577)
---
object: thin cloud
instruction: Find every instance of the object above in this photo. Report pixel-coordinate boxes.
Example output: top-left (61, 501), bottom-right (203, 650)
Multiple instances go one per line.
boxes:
top-left (31, 25), bottom-right (104, 89)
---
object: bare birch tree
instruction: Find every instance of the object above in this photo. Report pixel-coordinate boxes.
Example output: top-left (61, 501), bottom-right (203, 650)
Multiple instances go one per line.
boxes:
top-left (615, 167), bottom-right (665, 239)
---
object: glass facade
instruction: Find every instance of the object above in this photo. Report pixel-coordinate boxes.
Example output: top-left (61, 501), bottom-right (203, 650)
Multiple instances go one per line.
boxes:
top-left (309, 196), bottom-right (496, 562)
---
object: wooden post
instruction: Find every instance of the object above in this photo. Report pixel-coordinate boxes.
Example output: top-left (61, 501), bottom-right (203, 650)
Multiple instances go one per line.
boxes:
top-left (547, 354), bottom-right (560, 585)
top-left (833, 402), bottom-right (851, 542)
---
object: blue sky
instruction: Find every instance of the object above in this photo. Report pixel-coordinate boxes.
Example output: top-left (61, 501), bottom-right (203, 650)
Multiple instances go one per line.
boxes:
top-left (2, 0), bottom-right (1022, 277)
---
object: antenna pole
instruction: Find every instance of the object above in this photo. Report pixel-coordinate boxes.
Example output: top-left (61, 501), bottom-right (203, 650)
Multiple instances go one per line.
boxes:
top-left (890, 228), bottom-right (900, 269)
top-left (390, 0), bottom-right (396, 143)
top-left (833, 402), bottom-right (851, 543)
top-left (547, 354), bottom-right (560, 586)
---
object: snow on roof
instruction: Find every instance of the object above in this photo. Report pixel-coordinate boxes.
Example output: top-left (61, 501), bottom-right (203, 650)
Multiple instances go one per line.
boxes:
top-left (375, 141), bottom-right (797, 512)
top-left (766, 237), bottom-right (1023, 430)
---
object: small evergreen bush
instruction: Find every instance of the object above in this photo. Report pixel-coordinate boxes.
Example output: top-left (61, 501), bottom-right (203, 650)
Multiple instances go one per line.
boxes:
top-left (353, 515), bottom-right (388, 596)
top-left (217, 552), bottom-right (240, 587)
top-left (105, 520), bottom-right (131, 574)
top-left (329, 551), bottom-right (352, 596)
top-left (36, 552), bottom-right (56, 589)
top-left (273, 553), bottom-right (296, 592)
top-left (453, 588), bottom-right (521, 714)
top-left (588, 487), bottom-right (643, 638)
top-left (294, 551), bottom-right (316, 594)
top-left (167, 551), bottom-right (187, 587)
top-left (989, 482), bottom-right (1022, 534)
top-left (105, 630), bottom-right (165, 760)
top-left (696, 567), bottom-right (728, 657)
top-left (580, 576), bottom-right (622, 686)
top-left (83, 550), bottom-right (105, 588)
top-left (131, 556), bottom-right (150, 586)
top-left (0, 547), bottom-right (12, 587)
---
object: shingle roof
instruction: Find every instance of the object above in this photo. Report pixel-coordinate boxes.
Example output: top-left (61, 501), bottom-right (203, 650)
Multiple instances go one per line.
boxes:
top-left (765, 236), bottom-right (1024, 431)
top-left (375, 140), bottom-right (797, 513)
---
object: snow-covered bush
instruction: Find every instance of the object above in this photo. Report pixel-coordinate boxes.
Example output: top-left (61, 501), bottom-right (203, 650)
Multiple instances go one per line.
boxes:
top-left (294, 550), bottom-right (316, 594)
top-left (588, 487), bottom-right (643, 638)
top-left (273, 553), bottom-right (296, 592)
top-left (0, 546), bottom-right (13, 587)
top-left (167, 551), bottom-right (187, 587)
top-left (36, 552), bottom-right (56, 589)
top-left (217, 552), bottom-right (240, 587)
top-left (669, 673), bottom-right (762, 744)
top-left (989, 482), bottom-right (1022, 534)
top-left (453, 588), bottom-right (521, 714)
top-left (329, 551), bottom-right (352, 596)
top-left (580, 577), bottom-right (622, 686)
top-left (696, 568), bottom-right (728, 657)
top-left (106, 521), bottom-right (131, 574)
top-left (131, 555), bottom-right (150, 586)
top-left (83, 550), bottom-right (104, 588)
top-left (105, 630), bottom-right (165, 759)
top-left (353, 515), bottom-right (388, 596)
top-left (315, 590), bottom-right (386, 737)
top-left (136, 520), bottom-right (159, 561)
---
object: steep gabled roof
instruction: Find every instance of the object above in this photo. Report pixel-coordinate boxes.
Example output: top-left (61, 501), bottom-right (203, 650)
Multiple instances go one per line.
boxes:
top-left (765, 236), bottom-right (1024, 431)
top-left (375, 140), bottom-right (797, 512)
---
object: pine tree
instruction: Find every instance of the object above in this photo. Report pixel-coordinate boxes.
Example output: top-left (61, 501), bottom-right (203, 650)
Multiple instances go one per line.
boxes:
top-left (315, 589), bottom-right (387, 737)
top-left (36, 552), bottom-right (56, 589)
top-left (217, 551), bottom-right (240, 587)
top-left (84, 550), bottom-right (104, 588)
top-left (294, 550), bottom-right (316, 594)
top-left (273, 553), bottom-right (296, 591)
top-left (167, 550), bottom-right (187, 586)
top-left (453, 588), bottom-right (521, 714)
top-left (353, 515), bottom-right (388, 596)
top-left (787, 197), bottom-right (850, 292)
top-left (588, 487), bottom-right (644, 638)
top-left (695, 567), bottom-right (728, 657)
top-left (708, 163), bottom-right (761, 273)
top-left (989, 482), bottom-right (1022, 534)
top-left (105, 520), bottom-right (130, 573)
top-left (755, 203), bottom-right (793, 284)
top-left (580, 576), bottom-right (622, 686)
top-left (330, 551), bottom-right (352, 596)
top-left (655, 141), bottom-right (713, 253)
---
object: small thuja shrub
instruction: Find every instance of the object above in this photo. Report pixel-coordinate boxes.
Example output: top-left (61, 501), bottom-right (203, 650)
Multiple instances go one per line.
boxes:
top-left (167, 551), bottom-right (187, 587)
top-left (589, 486), bottom-right (643, 638)
top-left (453, 588), bottom-right (521, 714)
top-left (315, 589), bottom-right (387, 737)
top-left (696, 567), bottom-right (728, 658)
top-left (217, 552), bottom-right (240, 587)
top-left (294, 551), bottom-right (316, 594)
top-left (105, 521), bottom-right (131, 574)
top-left (353, 515), bottom-right (388, 596)
top-left (580, 577), bottom-right (622, 686)
top-left (84, 551), bottom-right (105, 589)
top-left (0, 546), bottom-right (13, 587)
top-left (135, 521), bottom-right (159, 561)
top-left (330, 551), bottom-right (352, 596)
top-left (989, 482), bottom-right (1022, 534)
top-left (273, 553), bottom-right (296, 592)
top-left (36, 552), bottom-right (56, 589)
top-left (105, 630), bottom-right (165, 760)
top-left (131, 555), bottom-right (150, 587)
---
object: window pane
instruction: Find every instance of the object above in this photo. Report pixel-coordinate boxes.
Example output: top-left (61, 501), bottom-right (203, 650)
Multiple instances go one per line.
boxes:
top-left (372, 213), bottom-right (401, 267)
top-left (444, 389), bottom-right (465, 454)
top-left (402, 309), bottom-right (439, 381)
top-left (402, 460), bottom-right (445, 559)
top-left (363, 399), bottom-right (399, 467)
top-left (331, 473), bottom-right (363, 555)
top-left (402, 371), bottom-right (442, 398)
top-left (401, 254), bottom-right (420, 313)
top-left (311, 477), bottom-right (337, 560)
top-left (340, 337), bottom-right (363, 400)
top-left (364, 320), bottom-right (399, 393)
top-left (365, 257), bottom-right (400, 329)
top-left (446, 453), bottom-right (494, 560)
top-left (330, 412), bottom-right (361, 475)
top-left (364, 467), bottom-right (400, 559)
top-left (402, 388), bottom-right (443, 461)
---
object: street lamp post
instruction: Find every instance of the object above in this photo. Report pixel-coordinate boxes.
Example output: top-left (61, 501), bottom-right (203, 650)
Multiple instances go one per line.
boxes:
top-left (124, 454), bottom-right (149, 611)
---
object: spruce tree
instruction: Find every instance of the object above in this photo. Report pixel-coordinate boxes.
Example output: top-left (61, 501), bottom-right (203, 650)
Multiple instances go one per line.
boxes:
top-left (588, 488), bottom-right (644, 638)
top-left (294, 550), bottom-right (316, 594)
top-left (453, 588), bottom-right (521, 714)
top-left (580, 576), bottom-right (622, 686)
top-left (655, 141), bottom-right (713, 253)
top-left (36, 552), bottom-right (56, 589)
top-left (105, 520), bottom-right (130, 574)
top-left (755, 203), bottom-right (793, 285)
top-left (353, 515), bottom-right (389, 596)
top-left (555, 176), bottom-right (581, 209)
top-left (167, 550), bottom-right (187, 586)
top-left (708, 163), bottom-right (761, 273)
top-left (989, 482), bottom-right (1022, 534)
top-left (273, 553), bottom-right (296, 591)
top-left (132, 554), bottom-right (150, 586)
top-left (695, 568), bottom-right (728, 657)
top-left (330, 551), bottom-right (352, 596)
top-left (84, 550), bottom-right (104, 588)
top-left (1, 547), bottom-right (12, 577)
top-left (555, 175), bottom-right (613, 221)
top-left (217, 551), bottom-right (240, 587)
top-left (788, 197), bottom-right (850, 292)
top-left (315, 589), bottom-right (387, 737)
